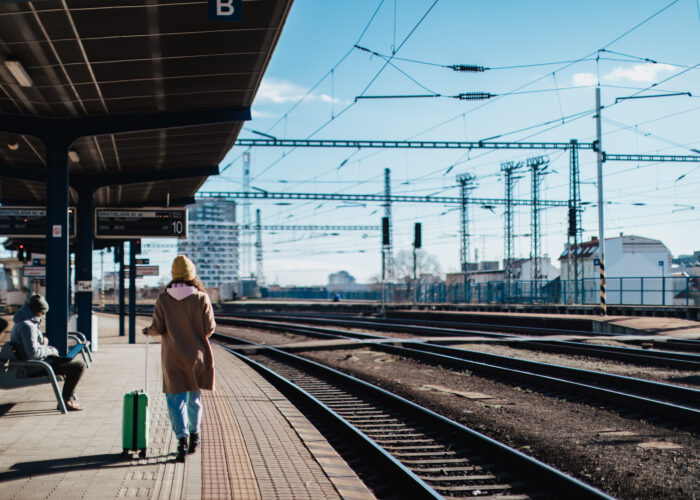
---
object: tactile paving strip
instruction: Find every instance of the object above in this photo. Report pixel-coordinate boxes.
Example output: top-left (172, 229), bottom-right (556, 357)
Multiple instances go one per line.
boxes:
top-left (201, 393), bottom-right (234, 499)
top-left (210, 346), bottom-right (375, 500)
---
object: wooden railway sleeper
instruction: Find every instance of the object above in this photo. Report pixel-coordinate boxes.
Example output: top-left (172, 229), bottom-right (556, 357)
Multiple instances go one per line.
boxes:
top-left (416, 466), bottom-right (483, 473)
top-left (383, 444), bottom-right (446, 451)
top-left (374, 438), bottom-right (435, 445)
top-left (393, 450), bottom-right (465, 457)
top-left (420, 474), bottom-right (497, 482)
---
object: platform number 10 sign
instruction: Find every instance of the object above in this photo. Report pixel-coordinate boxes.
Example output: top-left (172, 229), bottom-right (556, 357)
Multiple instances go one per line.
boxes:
top-left (171, 220), bottom-right (184, 236)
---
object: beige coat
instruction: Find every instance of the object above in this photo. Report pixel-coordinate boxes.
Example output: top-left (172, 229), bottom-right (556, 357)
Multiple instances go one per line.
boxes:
top-left (144, 290), bottom-right (216, 393)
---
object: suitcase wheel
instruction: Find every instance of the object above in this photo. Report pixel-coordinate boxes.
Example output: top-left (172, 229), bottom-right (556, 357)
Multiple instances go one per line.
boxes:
top-left (121, 449), bottom-right (131, 459)
top-left (139, 449), bottom-right (147, 459)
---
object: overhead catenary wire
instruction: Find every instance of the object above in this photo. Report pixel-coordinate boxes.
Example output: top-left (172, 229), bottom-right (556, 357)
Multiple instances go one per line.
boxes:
top-left (252, 0), bottom-right (442, 181)
top-left (222, 1), bottom-right (694, 277)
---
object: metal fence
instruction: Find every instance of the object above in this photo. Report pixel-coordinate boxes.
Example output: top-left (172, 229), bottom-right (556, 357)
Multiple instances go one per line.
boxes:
top-left (266, 276), bottom-right (697, 306)
top-left (419, 277), bottom-right (696, 306)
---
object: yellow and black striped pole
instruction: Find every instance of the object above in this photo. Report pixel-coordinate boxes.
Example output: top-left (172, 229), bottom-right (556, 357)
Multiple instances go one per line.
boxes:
top-left (594, 87), bottom-right (607, 316)
top-left (599, 259), bottom-right (606, 316)
top-left (99, 288), bottom-right (105, 310)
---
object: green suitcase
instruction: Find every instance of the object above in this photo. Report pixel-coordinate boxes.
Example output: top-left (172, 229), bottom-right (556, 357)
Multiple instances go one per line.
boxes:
top-left (122, 335), bottom-right (150, 459)
top-left (122, 390), bottom-right (149, 458)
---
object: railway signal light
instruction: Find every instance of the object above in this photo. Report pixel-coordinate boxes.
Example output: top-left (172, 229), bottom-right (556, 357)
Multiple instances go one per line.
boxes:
top-left (568, 208), bottom-right (577, 236)
top-left (414, 223), bottom-right (422, 249)
top-left (17, 244), bottom-right (31, 263)
top-left (133, 239), bottom-right (141, 254)
top-left (382, 217), bottom-right (390, 246)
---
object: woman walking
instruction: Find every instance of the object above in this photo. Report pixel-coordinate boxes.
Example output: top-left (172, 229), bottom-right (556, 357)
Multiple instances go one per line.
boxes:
top-left (143, 255), bottom-right (216, 462)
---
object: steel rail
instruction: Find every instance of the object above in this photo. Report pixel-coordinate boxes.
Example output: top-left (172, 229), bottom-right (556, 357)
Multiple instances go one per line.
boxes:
top-left (216, 335), bottom-right (612, 499)
top-left (503, 339), bottom-right (700, 370)
top-left (219, 344), bottom-right (442, 500)
top-left (216, 317), bottom-right (700, 427)
top-left (219, 313), bottom-right (700, 369)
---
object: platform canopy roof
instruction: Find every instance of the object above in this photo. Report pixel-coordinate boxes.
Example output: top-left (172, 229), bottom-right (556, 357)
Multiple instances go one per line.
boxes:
top-left (0, 0), bottom-right (293, 208)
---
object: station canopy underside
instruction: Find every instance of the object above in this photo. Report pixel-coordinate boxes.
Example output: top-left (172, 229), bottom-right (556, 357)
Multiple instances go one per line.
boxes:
top-left (0, 0), bottom-right (293, 208)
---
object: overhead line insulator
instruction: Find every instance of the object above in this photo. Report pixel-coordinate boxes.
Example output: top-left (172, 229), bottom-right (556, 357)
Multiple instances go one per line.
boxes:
top-left (456, 92), bottom-right (494, 100)
top-left (449, 64), bottom-right (486, 72)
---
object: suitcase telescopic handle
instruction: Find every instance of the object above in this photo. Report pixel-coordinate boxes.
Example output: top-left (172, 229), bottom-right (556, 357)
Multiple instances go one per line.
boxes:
top-left (145, 332), bottom-right (149, 393)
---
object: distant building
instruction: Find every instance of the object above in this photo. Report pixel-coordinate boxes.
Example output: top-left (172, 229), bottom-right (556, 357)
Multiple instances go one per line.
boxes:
top-left (509, 257), bottom-right (559, 282)
top-left (458, 258), bottom-right (559, 285)
top-left (178, 199), bottom-right (239, 293)
top-left (672, 250), bottom-right (700, 306)
top-left (327, 270), bottom-right (372, 294)
top-left (673, 251), bottom-right (700, 268)
top-left (328, 270), bottom-right (356, 286)
top-left (559, 234), bottom-right (673, 305)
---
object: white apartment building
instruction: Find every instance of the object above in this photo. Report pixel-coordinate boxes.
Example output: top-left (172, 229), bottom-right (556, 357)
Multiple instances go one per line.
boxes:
top-left (178, 199), bottom-right (239, 290)
top-left (559, 234), bottom-right (673, 305)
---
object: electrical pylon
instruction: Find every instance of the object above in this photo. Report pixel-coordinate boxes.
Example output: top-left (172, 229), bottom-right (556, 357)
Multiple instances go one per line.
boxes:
top-left (500, 161), bottom-right (523, 286)
top-left (255, 208), bottom-right (264, 285)
top-left (457, 173), bottom-right (477, 278)
top-left (242, 151), bottom-right (252, 277)
top-left (527, 155), bottom-right (550, 283)
top-left (382, 168), bottom-right (394, 284)
top-left (569, 139), bottom-right (583, 303)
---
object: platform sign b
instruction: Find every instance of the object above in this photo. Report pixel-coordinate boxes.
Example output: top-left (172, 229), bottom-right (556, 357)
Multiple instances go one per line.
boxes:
top-left (209, 0), bottom-right (242, 20)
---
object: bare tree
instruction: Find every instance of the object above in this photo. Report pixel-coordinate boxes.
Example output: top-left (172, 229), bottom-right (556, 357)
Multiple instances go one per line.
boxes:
top-left (393, 249), bottom-right (441, 284)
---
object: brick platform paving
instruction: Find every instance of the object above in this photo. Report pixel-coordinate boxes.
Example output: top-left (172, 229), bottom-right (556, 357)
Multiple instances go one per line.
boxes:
top-left (0, 312), bottom-right (374, 499)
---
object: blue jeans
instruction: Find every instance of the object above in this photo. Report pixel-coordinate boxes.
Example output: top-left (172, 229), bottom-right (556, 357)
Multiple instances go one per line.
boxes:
top-left (165, 391), bottom-right (202, 439)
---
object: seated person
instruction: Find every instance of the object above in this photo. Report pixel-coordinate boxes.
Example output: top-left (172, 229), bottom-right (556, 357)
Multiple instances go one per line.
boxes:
top-left (9, 295), bottom-right (85, 411)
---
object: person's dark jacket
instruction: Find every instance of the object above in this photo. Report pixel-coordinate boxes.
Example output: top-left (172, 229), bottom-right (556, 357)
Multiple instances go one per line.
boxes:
top-left (9, 304), bottom-right (54, 361)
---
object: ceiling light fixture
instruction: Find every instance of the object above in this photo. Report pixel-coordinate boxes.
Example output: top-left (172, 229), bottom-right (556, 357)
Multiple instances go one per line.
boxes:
top-left (5, 59), bottom-right (33, 87)
top-left (68, 150), bottom-right (80, 163)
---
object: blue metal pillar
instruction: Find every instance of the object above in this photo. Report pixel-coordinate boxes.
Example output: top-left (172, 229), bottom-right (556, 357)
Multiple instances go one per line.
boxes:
top-left (76, 187), bottom-right (94, 346)
top-left (0, 107), bottom-right (250, 354)
top-left (118, 243), bottom-right (125, 337)
top-left (129, 240), bottom-right (137, 344)
top-left (45, 142), bottom-right (70, 356)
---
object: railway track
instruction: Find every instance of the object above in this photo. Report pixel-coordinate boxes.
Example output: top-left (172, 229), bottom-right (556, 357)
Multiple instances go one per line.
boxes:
top-left (103, 305), bottom-right (700, 355)
top-left (216, 318), bottom-right (700, 429)
top-left (220, 312), bottom-right (700, 368)
top-left (215, 334), bottom-right (612, 499)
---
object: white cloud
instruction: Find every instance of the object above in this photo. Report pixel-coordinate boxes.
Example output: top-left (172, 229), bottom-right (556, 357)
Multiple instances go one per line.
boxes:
top-left (251, 109), bottom-right (274, 119)
top-left (255, 78), bottom-right (343, 105)
top-left (604, 63), bottom-right (676, 83)
top-left (256, 78), bottom-right (306, 103)
top-left (571, 72), bottom-right (598, 86)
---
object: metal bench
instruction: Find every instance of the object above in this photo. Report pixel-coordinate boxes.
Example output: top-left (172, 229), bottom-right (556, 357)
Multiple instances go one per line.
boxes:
top-left (0, 342), bottom-right (68, 414)
top-left (0, 334), bottom-right (92, 414)
top-left (68, 331), bottom-right (92, 367)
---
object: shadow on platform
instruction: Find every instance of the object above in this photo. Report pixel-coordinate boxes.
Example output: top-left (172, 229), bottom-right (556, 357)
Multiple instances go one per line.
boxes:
top-left (0, 453), bottom-right (177, 482)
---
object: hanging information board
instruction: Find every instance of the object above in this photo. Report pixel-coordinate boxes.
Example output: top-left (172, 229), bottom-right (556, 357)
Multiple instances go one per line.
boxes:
top-left (95, 208), bottom-right (187, 239)
top-left (0, 207), bottom-right (76, 238)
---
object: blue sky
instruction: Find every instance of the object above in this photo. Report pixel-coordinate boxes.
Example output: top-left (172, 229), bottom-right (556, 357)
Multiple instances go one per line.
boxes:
top-left (143, 0), bottom-right (700, 287)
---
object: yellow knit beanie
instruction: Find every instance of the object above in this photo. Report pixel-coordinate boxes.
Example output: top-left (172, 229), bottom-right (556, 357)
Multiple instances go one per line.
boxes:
top-left (171, 255), bottom-right (196, 281)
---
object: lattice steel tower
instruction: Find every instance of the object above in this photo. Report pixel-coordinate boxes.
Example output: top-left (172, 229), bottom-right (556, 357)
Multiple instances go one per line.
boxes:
top-left (568, 139), bottom-right (583, 302)
top-left (457, 173), bottom-right (477, 277)
top-left (382, 168), bottom-right (394, 284)
top-left (527, 155), bottom-right (550, 281)
top-left (242, 151), bottom-right (252, 277)
top-left (255, 208), bottom-right (264, 285)
top-left (500, 161), bottom-right (523, 284)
